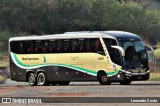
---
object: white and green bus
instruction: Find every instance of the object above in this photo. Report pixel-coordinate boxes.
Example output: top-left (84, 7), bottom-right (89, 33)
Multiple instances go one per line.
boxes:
top-left (9, 31), bottom-right (149, 86)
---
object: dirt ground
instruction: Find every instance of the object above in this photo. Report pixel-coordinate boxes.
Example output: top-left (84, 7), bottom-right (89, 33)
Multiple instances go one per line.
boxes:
top-left (1, 79), bottom-right (160, 105)
top-left (1, 79), bottom-right (160, 97)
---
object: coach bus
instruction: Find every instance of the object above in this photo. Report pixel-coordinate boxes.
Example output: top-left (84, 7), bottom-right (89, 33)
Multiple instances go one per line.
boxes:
top-left (9, 31), bottom-right (149, 86)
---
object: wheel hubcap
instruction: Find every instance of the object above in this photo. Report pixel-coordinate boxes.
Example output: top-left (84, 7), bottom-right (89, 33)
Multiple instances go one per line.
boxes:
top-left (38, 74), bottom-right (45, 85)
top-left (102, 76), bottom-right (108, 82)
top-left (29, 75), bottom-right (34, 84)
top-left (29, 77), bottom-right (33, 82)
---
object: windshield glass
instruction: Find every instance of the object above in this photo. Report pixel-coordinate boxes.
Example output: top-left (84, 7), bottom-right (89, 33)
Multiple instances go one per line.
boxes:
top-left (133, 41), bottom-right (145, 52)
top-left (119, 40), bottom-right (148, 69)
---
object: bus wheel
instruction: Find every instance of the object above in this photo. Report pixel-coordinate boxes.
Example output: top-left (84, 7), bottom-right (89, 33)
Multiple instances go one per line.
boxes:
top-left (28, 73), bottom-right (37, 86)
top-left (120, 80), bottom-right (131, 85)
top-left (58, 81), bottom-right (70, 85)
top-left (37, 72), bottom-right (49, 86)
top-left (98, 73), bottom-right (110, 85)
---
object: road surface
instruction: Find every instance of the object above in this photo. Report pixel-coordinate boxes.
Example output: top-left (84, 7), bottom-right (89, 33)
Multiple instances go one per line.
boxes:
top-left (0, 79), bottom-right (160, 97)
top-left (0, 79), bottom-right (160, 106)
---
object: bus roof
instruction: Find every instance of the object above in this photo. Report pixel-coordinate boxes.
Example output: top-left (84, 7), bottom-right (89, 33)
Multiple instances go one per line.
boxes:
top-left (103, 31), bottom-right (142, 40)
top-left (9, 31), bottom-right (142, 42)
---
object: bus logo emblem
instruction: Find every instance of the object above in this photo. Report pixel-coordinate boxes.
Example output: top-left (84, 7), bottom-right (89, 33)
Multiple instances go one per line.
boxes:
top-left (98, 57), bottom-right (104, 60)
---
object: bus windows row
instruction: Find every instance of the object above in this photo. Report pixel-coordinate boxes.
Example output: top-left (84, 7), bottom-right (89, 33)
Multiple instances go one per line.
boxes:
top-left (10, 38), bottom-right (117, 54)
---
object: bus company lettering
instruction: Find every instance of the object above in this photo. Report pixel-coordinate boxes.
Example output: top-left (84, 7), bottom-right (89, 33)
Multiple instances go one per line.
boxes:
top-left (22, 57), bottom-right (39, 61)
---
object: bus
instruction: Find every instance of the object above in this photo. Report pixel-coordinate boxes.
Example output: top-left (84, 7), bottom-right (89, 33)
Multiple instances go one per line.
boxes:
top-left (9, 31), bottom-right (149, 86)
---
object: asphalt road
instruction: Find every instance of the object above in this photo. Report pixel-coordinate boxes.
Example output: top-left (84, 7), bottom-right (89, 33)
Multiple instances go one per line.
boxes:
top-left (0, 79), bottom-right (160, 106)
top-left (0, 79), bottom-right (160, 97)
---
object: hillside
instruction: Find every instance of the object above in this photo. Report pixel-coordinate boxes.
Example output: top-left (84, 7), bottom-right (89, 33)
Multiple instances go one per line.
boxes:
top-left (0, 0), bottom-right (160, 42)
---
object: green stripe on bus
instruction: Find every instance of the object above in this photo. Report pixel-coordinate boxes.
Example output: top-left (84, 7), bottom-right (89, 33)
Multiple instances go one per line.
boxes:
top-left (13, 53), bottom-right (29, 67)
top-left (107, 70), bottom-right (119, 76)
top-left (12, 53), bottom-right (119, 76)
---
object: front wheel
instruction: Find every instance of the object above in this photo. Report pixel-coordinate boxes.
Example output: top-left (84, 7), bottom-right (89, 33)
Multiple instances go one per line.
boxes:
top-left (28, 73), bottom-right (37, 86)
top-left (98, 73), bottom-right (111, 85)
top-left (37, 72), bottom-right (49, 86)
top-left (120, 80), bottom-right (131, 85)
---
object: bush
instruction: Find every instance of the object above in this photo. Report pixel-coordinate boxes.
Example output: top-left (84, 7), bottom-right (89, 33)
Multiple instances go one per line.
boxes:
top-left (0, 0), bottom-right (159, 40)
top-left (154, 43), bottom-right (160, 59)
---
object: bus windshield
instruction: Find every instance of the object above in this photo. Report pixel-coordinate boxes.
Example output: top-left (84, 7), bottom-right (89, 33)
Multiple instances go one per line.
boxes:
top-left (119, 40), bottom-right (148, 69)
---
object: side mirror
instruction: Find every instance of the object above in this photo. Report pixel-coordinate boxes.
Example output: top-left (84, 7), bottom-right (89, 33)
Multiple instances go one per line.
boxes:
top-left (153, 46), bottom-right (158, 50)
top-left (145, 45), bottom-right (154, 52)
top-left (111, 46), bottom-right (125, 56)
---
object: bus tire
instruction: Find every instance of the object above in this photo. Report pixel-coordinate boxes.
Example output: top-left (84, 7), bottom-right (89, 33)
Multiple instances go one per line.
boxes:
top-left (58, 81), bottom-right (70, 85)
top-left (98, 73), bottom-right (110, 85)
top-left (37, 72), bottom-right (49, 86)
top-left (28, 73), bottom-right (37, 86)
top-left (120, 80), bottom-right (131, 85)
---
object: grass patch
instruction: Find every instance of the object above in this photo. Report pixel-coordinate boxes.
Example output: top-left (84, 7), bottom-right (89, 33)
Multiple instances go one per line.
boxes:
top-left (0, 62), bottom-right (9, 67)
top-left (154, 42), bottom-right (160, 59)
top-left (149, 73), bottom-right (160, 81)
top-left (0, 52), bottom-right (9, 67)
top-left (0, 75), bottom-right (6, 84)
top-left (154, 49), bottom-right (160, 59)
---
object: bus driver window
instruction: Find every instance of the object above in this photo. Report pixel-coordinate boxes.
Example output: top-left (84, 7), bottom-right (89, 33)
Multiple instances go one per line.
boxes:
top-left (95, 39), bottom-right (104, 55)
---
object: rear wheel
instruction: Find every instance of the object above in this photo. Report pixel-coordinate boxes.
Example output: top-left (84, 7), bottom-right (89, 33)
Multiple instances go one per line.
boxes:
top-left (120, 80), bottom-right (131, 85)
top-left (98, 73), bottom-right (110, 85)
top-left (28, 73), bottom-right (37, 86)
top-left (37, 72), bottom-right (49, 86)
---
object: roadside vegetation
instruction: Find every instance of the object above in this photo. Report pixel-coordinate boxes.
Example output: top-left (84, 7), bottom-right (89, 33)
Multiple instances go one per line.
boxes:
top-left (149, 42), bottom-right (160, 81)
top-left (0, 75), bottom-right (6, 84)
top-left (0, 0), bottom-right (160, 40)
top-left (0, 0), bottom-right (160, 82)
top-left (149, 72), bottom-right (160, 81)
top-left (154, 43), bottom-right (160, 59)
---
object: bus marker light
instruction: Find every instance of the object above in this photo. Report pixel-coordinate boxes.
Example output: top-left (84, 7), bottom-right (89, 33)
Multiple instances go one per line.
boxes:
top-left (76, 72), bottom-right (79, 75)
top-left (117, 74), bottom-right (120, 78)
top-left (65, 72), bottom-right (68, 75)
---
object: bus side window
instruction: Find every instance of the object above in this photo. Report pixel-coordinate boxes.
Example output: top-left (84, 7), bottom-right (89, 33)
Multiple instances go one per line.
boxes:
top-left (45, 41), bottom-right (50, 53)
top-left (95, 39), bottom-right (100, 52)
top-left (103, 38), bottom-right (117, 56)
top-left (34, 40), bottom-right (45, 54)
top-left (45, 40), bottom-right (57, 53)
top-left (103, 38), bottom-right (117, 46)
top-left (10, 41), bottom-right (21, 54)
top-left (63, 39), bottom-right (72, 53)
top-left (89, 39), bottom-right (96, 52)
top-left (81, 39), bottom-right (88, 52)
top-left (89, 38), bottom-right (104, 54)
top-left (95, 39), bottom-right (104, 54)
top-left (73, 39), bottom-right (88, 53)
top-left (57, 40), bottom-right (64, 53)
top-left (73, 39), bottom-right (79, 52)
top-left (80, 45), bottom-right (87, 52)
top-left (21, 41), bottom-right (32, 54)
top-left (71, 40), bottom-right (75, 52)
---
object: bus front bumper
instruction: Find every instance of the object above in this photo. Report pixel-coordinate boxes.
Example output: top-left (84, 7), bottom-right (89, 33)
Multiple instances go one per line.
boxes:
top-left (122, 70), bottom-right (150, 81)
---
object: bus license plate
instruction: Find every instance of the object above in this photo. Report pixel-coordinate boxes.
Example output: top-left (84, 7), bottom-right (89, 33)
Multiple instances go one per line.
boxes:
top-left (137, 77), bottom-right (142, 79)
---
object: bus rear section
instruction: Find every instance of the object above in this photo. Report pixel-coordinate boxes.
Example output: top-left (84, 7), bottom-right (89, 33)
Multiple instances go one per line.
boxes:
top-left (9, 35), bottom-right (124, 86)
